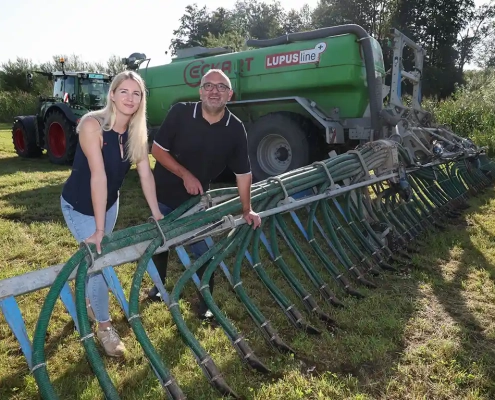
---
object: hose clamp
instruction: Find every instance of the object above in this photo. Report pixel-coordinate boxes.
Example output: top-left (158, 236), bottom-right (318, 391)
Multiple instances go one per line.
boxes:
top-left (348, 150), bottom-right (370, 179)
top-left (267, 176), bottom-right (289, 201)
top-left (31, 362), bottom-right (46, 373)
top-left (222, 214), bottom-right (236, 229)
top-left (312, 161), bottom-right (336, 189)
top-left (79, 241), bottom-right (95, 270)
top-left (148, 216), bottom-right (166, 247)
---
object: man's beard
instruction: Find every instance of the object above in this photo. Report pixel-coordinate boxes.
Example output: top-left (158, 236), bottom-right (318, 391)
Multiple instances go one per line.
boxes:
top-left (202, 99), bottom-right (226, 115)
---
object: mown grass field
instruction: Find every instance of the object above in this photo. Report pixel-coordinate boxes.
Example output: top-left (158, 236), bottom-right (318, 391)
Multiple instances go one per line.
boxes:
top-left (1, 121), bottom-right (495, 399)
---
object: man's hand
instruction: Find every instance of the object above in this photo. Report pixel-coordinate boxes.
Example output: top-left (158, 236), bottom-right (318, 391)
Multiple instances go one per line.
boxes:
top-left (243, 209), bottom-right (261, 229)
top-left (182, 171), bottom-right (204, 195)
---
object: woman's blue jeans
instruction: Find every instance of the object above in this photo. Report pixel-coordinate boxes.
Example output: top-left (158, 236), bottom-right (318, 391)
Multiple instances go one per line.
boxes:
top-left (60, 195), bottom-right (118, 323)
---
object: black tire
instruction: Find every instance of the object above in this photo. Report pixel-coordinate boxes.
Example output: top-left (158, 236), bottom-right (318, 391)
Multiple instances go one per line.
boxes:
top-left (44, 110), bottom-right (78, 165)
top-left (247, 113), bottom-right (310, 182)
top-left (12, 120), bottom-right (42, 158)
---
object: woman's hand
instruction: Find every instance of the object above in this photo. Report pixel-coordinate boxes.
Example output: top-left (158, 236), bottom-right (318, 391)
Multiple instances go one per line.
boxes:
top-left (152, 212), bottom-right (164, 221)
top-left (85, 229), bottom-right (105, 254)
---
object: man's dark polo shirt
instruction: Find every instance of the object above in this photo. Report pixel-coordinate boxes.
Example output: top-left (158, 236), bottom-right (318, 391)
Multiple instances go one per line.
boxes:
top-left (153, 101), bottom-right (252, 208)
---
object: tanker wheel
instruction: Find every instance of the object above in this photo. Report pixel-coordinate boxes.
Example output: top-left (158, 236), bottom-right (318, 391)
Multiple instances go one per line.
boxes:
top-left (248, 113), bottom-right (310, 182)
top-left (44, 110), bottom-right (78, 165)
top-left (12, 120), bottom-right (42, 158)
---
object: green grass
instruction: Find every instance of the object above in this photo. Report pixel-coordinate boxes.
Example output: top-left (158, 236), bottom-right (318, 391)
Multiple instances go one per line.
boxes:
top-left (1, 123), bottom-right (495, 399)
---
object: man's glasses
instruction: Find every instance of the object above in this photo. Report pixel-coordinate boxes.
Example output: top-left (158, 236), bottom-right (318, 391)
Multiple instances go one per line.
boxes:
top-left (201, 82), bottom-right (230, 92)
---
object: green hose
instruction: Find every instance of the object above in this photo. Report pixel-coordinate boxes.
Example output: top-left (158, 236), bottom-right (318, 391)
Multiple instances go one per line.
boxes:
top-left (273, 213), bottom-right (346, 305)
top-left (127, 236), bottom-right (185, 399)
top-left (265, 213), bottom-right (338, 324)
top-left (31, 251), bottom-right (85, 400)
top-left (75, 251), bottom-right (121, 399)
top-left (197, 225), bottom-right (273, 373)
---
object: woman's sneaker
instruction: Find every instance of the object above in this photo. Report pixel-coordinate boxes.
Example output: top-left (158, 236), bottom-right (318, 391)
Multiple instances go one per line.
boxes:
top-left (97, 326), bottom-right (126, 357)
top-left (200, 309), bottom-right (214, 320)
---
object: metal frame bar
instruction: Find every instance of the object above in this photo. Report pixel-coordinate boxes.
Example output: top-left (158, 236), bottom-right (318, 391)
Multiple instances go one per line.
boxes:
top-left (389, 28), bottom-right (426, 113)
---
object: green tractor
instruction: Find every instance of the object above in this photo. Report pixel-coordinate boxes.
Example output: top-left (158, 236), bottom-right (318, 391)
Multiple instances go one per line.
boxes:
top-left (11, 57), bottom-right (112, 165)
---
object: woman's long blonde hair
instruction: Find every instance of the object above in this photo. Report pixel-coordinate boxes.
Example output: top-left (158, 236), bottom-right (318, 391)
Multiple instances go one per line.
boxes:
top-left (77, 70), bottom-right (148, 164)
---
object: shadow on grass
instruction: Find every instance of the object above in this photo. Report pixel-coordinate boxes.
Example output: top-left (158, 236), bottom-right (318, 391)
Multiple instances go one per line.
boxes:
top-left (405, 187), bottom-right (495, 398)
top-left (0, 154), bottom-right (72, 177)
top-left (353, 187), bottom-right (495, 399)
top-left (0, 182), bottom-right (67, 225)
top-left (0, 161), bottom-right (234, 229)
top-left (0, 166), bottom-right (152, 228)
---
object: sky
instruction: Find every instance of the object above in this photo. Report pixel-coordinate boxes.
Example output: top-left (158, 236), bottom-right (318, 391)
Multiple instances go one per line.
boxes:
top-left (0, 0), bottom-right (320, 68)
top-left (0, 0), bottom-right (489, 69)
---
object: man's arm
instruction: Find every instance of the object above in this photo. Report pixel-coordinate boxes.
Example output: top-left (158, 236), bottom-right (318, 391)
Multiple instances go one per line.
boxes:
top-left (236, 172), bottom-right (253, 213)
top-left (151, 144), bottom-right (188, 179)
top-left (151, 104), bottom-right (203, 195)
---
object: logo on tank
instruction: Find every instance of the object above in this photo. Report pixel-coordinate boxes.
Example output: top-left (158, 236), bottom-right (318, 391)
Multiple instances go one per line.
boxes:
top-left (265, 42), bottom-right (327, 69)
top-left (183, 58), bottom-right (254, 87)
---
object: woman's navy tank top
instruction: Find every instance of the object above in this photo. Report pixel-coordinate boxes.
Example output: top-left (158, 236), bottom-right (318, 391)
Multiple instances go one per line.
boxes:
top-left (62, 125), bottom-right (132, 216)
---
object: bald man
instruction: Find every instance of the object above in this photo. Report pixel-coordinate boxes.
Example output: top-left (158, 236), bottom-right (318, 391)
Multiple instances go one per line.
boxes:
top-left (148, 69), bottom-right (261, 320)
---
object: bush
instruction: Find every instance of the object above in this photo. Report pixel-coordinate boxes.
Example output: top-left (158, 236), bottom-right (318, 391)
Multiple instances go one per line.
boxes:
top-left (421, 69), bottom-right (495, 156)
top-left (0, 90), bottom-right (38, 123)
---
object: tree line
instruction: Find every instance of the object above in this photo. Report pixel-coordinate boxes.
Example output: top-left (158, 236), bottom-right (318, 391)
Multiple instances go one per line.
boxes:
top-left (169, 0), bottom-right (495, 99)
top-left (0, 54), bottom-right (126, 95)
top-left (1, 0), bottom-right (495, 122)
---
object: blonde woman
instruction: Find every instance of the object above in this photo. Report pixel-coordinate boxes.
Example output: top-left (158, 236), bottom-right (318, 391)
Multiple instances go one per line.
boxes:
top-left (60, 71), bottom-right (163, 357)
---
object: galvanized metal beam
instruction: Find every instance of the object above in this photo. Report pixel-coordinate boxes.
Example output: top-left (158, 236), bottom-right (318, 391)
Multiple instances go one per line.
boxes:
top-left (0, 170), bottom-right (400, 300)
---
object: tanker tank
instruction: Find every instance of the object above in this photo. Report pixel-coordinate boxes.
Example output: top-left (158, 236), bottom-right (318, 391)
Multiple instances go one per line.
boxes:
top-left (139, 33), bottom-right (385, 129)
top-left (123, 25), bottom-right (396, 181)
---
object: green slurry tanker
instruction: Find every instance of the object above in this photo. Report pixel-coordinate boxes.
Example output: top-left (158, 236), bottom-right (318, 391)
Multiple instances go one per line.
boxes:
top-left (123, 24), bottom-right (466, 181)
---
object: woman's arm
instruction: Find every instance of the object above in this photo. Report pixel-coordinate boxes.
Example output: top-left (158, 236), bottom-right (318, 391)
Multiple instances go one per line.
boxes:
top-left (79, 117), bottom-right (107, 253)
top-left (136, 156), bottom-right (163, 220)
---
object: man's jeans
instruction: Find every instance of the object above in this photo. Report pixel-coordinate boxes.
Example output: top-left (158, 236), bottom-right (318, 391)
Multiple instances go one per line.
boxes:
top-left (152, 202), bottom-right (212, 313)
top-left (60, 195), bottom-right (118, 323)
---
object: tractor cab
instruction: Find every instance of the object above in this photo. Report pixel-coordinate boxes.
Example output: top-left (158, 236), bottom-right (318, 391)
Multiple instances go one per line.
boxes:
top-left (79, 74), bottom-right (110, 109)
top-left (51, 71), bottom-right (111, 110)
top-left (51, 72), bottom-right (76, 103)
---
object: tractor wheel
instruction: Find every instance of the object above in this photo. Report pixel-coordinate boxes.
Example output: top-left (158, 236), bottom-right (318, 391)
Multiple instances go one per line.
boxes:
top-left (247, 113), bottom-right (310, 182)
top-left (12, 120), bottom-right (42, 158)
top-left (44, 110), bottom-right (78, 165)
